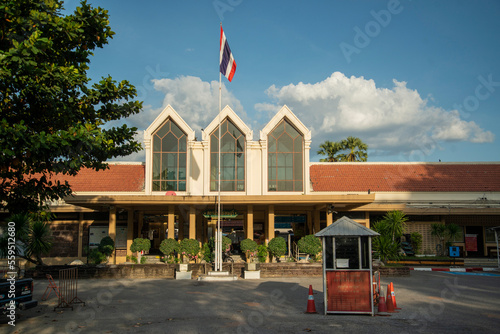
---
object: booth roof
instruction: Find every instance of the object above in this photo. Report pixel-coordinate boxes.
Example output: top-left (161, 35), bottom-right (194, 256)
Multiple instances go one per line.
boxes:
top-left (315, 216), bottom-right (380, 237)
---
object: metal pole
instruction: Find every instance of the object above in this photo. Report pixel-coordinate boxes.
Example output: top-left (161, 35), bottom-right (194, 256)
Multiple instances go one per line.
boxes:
top-left (216, 28), bottom-right (222, 271)
top-left (495, 230), bottom-right (499, 269)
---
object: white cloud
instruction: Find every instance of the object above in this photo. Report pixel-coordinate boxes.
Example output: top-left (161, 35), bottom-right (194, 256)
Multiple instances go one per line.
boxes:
top-left (260, 72), bottom-right (494, 158)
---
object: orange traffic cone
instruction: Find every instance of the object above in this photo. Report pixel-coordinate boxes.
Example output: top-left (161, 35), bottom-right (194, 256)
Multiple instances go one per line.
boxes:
top-left (389, 282), bottom-right (401, 309)
top-left (386, 284), bottom-right (396, 313)
top-left (305, 285), bottom-right (317, 314)
top-left (377, 287), bottom-right (388, 313)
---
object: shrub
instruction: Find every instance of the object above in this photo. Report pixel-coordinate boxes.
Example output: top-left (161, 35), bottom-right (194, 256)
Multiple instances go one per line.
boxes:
top-left (160, 238), bottom-right (179, 258)
top-left (410, 232), bottom-right (423, 254)
top-left (268, 237), bottom-right (287, 260)
top-left (297, 235), bottom-right (322, 258)
top-left (257, 244), bottom-right (268, 263)
top-left (88, 248), bottom-right (107, 264)
top-left (130, 238), bottom-right (151, 253)
top-left (201, 242), bottom-right (213, 262)
top-left (208, 236), bottom-right (232, 253)
top-left (98, 236), bottom-right (115, 257)
top-left (240, 238), bottom-right (258, 262)
top-left (180, 238), bottom-right (201, 261)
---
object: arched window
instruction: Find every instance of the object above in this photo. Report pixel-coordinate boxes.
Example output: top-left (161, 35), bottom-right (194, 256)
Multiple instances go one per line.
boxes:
top-left (268, 119), bottom-right (303, 191)
top-left (210, 118), bottom-right (245, 191)
top-left (152, 119), bottom-right (187, 191)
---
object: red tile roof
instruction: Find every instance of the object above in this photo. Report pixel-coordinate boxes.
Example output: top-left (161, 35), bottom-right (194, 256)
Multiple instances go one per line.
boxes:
top-left (49, 164), bottom-right (145, 192)
top-left (310, 163), bottom-right (500, 192)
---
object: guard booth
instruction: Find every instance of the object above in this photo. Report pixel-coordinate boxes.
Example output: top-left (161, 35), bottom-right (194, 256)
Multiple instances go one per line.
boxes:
top-left (315, 216), bottom-right (380, 316)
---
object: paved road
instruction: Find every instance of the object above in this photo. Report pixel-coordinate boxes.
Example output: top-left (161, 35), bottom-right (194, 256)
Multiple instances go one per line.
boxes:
top-left (3, 271), bottom-right (500, 333)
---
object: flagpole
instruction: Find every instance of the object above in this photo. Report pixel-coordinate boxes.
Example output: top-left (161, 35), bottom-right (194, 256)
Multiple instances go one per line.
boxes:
top-left (217, 23), bottom-right (223, 272)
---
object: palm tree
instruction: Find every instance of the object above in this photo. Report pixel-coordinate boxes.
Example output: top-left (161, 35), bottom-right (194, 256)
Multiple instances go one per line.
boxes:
top-left (317, 140), bottom-right (342, 162)
top-left (337, 136), bottom-right (368, 162)
top-left (0, 213), bottom-right (53, 265)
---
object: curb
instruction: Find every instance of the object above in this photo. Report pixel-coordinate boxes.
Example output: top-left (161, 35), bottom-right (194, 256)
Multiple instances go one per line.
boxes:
top-left (409, 267), bottom-right (498, 272)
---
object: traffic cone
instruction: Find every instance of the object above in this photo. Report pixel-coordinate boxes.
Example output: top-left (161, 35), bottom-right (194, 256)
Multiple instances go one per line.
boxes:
top-left (386, 284), bottom-right (396, 313)
top-left (305, 285), bottom-right (317, 314)
top-left (377, 287), bottom-right (388, 313)
top-left (389, 282), bottom-right (401, 309)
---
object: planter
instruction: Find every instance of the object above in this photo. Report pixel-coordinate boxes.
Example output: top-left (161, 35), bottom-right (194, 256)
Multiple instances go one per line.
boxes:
top-left (175, 270), bottom-right (192, 280)
top-left (177, 263), bottom-right (189, 272)
top-left (245, 262), bottom-right (259, 271)
top-left (244, 270), bottom-right (260, 279)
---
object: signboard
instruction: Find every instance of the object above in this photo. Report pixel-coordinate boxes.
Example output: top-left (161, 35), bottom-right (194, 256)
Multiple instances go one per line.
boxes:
top-left (465, 234), bottom-right (478, 252)
top-left (202, 210), bottom-right (239, 219)
top-left (326, 271), bottom-right (371, 313)
top-left (449, 246), bottom-right (460, 258)
top-left (89, 226), bottom-right (128, 250)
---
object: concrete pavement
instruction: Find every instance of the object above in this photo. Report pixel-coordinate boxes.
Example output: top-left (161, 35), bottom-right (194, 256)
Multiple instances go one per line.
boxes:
top-left (3, 271), bottom-right (500, 333)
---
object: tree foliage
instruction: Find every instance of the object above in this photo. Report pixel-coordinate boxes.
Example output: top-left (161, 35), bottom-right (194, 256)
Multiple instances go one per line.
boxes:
top-left (317, 136), bottom-right (368, 162)
top-left (267, 237), bottom-right (287, 259)
top-left (130, 238), bottom-right (151, 253)
top-left (0, 213), bottom-right (53, 265)
top-left (0, 0), bottom-right (142, 214)
top-left (297, 235), bottom-right (322, 258)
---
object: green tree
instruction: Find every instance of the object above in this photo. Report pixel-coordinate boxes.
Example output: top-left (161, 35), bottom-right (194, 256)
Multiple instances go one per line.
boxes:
top-left (317, 141), bottom-right (342, 162)
top-left (0, 213), bottom-right (53, 265)
top-left (375, 210), bottom-right (408, 242)
top-left (0, 0), bottom-right (142, 214)
top-left (297, 235), bottom-right (322, 259)
top-left (268, 237), bottom-right (287, 261)
top-left (337, 136), bottom-right (368, 162)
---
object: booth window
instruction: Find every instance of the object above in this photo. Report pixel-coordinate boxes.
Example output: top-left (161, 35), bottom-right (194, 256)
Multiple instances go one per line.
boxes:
top-left (210, 118), bottom-right (245, 191)
top-left (152, 118), bottom-right (187, 191)
top-left (268, 119), bottom-right (303, 192)
top-left (335, 237), bottom-right (359, 269)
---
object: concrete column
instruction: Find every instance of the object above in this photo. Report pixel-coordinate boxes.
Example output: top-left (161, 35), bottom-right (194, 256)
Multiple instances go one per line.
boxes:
top-left (314, 210), bottom-right (321, 233)
top-left (167, 205), bottom-right (175, 239)
top-left (109, 206), bottom-right (117, 264)
top-left (127, 209), bottom-right (134, 256)
top-left (246, 205), bottom-right (254, 240)
top-left (189, 206), bottom-right (196, 239)
top-left (326, 210), bottom-right (333, 227)
top-left (77, 212), bottom-right (84, 258)
top-left (266, 205), bottom-right (275, 243)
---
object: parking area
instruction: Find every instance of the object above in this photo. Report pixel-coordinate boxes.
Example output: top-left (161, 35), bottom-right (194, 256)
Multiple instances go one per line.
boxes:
top-left (3, 271), bottom-right (500, 333)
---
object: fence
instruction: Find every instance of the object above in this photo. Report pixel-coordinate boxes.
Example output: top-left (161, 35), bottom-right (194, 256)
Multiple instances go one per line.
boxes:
top-left (55, 267), bottom-right (85, 311)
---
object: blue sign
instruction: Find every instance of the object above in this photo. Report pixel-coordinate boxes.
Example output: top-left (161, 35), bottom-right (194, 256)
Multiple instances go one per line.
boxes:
top-left (449, 246), bottom-right (460, 258)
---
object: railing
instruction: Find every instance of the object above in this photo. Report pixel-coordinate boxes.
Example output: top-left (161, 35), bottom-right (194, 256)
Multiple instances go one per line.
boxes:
top-left (55, 267), bottom-right (85, 311)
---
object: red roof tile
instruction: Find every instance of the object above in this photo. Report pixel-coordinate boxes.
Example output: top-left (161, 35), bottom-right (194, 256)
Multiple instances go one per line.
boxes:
top-left (48, 164), bottom-right (145, 192)
top-left (310, 163), bottom-right (500, 192)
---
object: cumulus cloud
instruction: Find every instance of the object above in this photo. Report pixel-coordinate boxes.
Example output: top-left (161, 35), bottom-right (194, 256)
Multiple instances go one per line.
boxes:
top-left (259, 72), bottom-right (494, 158)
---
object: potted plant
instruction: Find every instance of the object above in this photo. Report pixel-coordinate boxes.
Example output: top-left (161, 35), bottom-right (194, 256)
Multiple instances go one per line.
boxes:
top-left (268, 237), bottom-right (287, 262)
top-left (159, 238), bottom-right (179, 263)
top-left (130, 238), bottom-right (151, 264)
top-left (297, 235), bottom-right (322, 262)
top-left (179, 238), bottom-right (200, 263)
top-left (240, 238), bottom-right (259, 272)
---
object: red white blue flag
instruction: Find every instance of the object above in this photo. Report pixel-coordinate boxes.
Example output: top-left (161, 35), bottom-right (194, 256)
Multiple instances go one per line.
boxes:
top-left (220, 26), bottom-right (236, 82)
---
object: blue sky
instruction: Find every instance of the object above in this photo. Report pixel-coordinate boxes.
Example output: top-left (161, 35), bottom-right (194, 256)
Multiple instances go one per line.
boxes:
top-left (64, 0), bottom-right (500, 163)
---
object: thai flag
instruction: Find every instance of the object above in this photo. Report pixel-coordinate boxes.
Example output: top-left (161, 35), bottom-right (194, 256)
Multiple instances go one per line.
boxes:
top-left (220, 26), bottom-right (236, 82)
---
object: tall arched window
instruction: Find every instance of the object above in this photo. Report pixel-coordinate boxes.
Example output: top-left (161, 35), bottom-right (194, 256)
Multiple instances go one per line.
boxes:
top-left (210, 118), bottom-right (245, 191)
top-left (268, 119), bottom-right (303, 191)
top-left (152, 119), bottom-right (187, 191)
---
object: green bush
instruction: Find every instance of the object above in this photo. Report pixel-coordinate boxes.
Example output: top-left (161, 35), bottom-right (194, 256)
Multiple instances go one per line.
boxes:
top-left (180, 238), bottom-right (201, 261)
top-left (140, 255), bottom-right (147, 264)
top-left (240, 238), bottom-right (258, 261)
top-left (410, 232), bottom-right (423, 254)
top-left (201, 242), bottom-right (213, 262)
top-left (88, 248), bottom-right (107, 264)
top-left (297, 235), bottom-right (322, 258)
top-left (208, 236), bottom-right (232, 252)
top-left (268, 237), bottom-right (287, 260)
top-left (98, 236), bottom-right (115, 257)
top-left (130, 238), bottom-right (151, 253)
top-left (257, 244), bottom-right (268, 263)
top-left (160, 238), bottom-right (179, 257)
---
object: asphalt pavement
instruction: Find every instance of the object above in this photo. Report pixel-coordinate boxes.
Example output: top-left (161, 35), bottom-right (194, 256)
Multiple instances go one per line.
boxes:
top-left (3, 270), bottom-right (500, 334)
